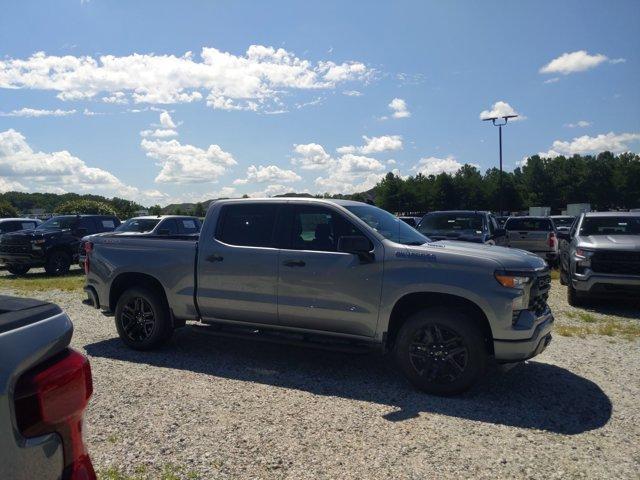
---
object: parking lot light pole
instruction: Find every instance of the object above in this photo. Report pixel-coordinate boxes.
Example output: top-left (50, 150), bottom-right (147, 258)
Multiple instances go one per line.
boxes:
top-left (483, 114), bottom-right (518, 215)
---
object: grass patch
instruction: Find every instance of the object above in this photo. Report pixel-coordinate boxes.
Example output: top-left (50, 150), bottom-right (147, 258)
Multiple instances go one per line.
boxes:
top-left (550, 269), bottom-right (560, 280)
top-left (556, 320), bottom-right (640, 340)
top-left (566, 311), bottom-right (599, 323)
top-left (0, 270), bottom-right (84, 294)
top-left (98, 464), bottom-right (200, 480)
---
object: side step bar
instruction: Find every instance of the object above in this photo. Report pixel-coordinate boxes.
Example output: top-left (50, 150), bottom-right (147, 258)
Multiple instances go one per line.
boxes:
top-left (190, 323), bottom-right (376, 354)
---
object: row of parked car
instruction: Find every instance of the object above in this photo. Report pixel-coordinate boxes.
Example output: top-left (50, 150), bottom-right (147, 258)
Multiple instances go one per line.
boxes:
top-left (0, 215), bottom-right (202, 276)
top-left (399, 210), bottom-right (640, 306)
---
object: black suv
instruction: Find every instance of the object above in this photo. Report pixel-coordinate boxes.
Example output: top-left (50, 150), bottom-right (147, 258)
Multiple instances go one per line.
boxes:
top-left (0, 214), bottom-right (120, 275)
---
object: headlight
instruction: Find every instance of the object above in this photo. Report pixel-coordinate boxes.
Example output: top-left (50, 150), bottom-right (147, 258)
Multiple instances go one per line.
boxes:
top-left (575, 248), bottom-right (594, 259)
top-left (31, 238), bottom-right (46, 245)
top-left (494, 272), bottom-right (532, 288)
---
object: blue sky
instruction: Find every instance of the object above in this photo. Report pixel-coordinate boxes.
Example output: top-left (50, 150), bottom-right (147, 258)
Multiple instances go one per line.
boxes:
top-left (1, 0), bottom-right (639, 206)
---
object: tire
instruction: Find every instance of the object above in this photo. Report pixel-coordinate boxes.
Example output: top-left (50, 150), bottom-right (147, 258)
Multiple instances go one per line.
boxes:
top-left (567, 282), bottom-right (585, 307)
top-left (7, 264), bottom-right (30, 276)
top-left (115, 286), bottom-right (173, 350)
top-left (559, 264), bottom-right (568, 286)
top-left (393, 308), bottom-right (487, 396)
top-left (44, 250), bottom-right (71, 276)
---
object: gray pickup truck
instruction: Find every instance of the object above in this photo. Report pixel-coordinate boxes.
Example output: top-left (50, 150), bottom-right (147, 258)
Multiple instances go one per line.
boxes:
top-left (504, 216), bottom-right (559, 266)
top-left (0, 295), bottom-right (95, 480)
top-left (83, 198), bottom-right (554, 395)
top-left (559, 212), bottom-right (640, 306)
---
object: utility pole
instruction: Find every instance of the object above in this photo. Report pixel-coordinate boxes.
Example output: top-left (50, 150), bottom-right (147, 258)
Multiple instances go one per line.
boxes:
top-left (483, 114), bottom-right (518, 215)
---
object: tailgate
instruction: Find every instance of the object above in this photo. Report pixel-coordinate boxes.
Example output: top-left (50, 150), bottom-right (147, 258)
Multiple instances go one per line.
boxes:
top-left (0, 296), bottom-right (73, 480)
top-left (507, 230), bottom-right (550, 251)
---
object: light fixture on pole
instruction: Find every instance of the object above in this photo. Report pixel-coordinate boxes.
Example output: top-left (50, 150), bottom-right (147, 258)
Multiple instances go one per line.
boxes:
top-left (483, 114), bottom-right (518, 215)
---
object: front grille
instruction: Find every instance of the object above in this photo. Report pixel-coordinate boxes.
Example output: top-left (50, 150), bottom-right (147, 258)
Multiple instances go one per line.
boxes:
top-left (0, 236), bottom-right (31, 246)
top-left (528, 270), bottom-right (550, 316)
top-left (591, 250), bottom-right (640, 276)
top-left (0, 244), bottom-right (30, 254)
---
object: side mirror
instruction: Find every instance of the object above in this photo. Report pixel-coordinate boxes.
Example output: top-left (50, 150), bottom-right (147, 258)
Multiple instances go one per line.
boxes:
top-left (337, 236), bottom-right (373, 261)
top-left (157, 228), bottom-right (170, 235)
top-left (494, 228), bottom-right (506, 237)
top-left (556, 231), bottom-right (570, 241)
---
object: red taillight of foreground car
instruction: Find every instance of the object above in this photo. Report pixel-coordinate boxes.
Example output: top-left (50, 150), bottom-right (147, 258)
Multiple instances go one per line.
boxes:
top-left (548, 232), bottom-right (556, 248)
top-left (84, 242), bottom-right (93, 275)
top-left (14, 349), bottom-right (96, 480)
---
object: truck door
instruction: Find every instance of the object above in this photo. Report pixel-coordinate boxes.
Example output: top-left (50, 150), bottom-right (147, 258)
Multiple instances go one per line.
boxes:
top-left (277, 204), bottom-right (383, 337)
top-left (197, 203), bottom-right (280, 325)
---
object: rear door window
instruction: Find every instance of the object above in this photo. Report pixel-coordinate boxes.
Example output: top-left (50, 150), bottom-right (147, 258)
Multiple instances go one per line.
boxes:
top-left (216, 204), bottom-right (278, 247)
top-left (158, 218), bottom-right (179, 235)
top-left (178, 218), bottom-right (200, 234)
top-left (78, 218), bottom-right (98, 234)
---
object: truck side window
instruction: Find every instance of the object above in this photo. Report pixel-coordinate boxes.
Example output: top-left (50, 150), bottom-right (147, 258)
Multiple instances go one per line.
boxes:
top-left (178, 218), bottom-right (199, 234)
top-left (216, 204), bottom-right (278, 247)
top-left (291, 206), bottom-right (364, 252)
top-left (78, 218), bottom-right (97, 235)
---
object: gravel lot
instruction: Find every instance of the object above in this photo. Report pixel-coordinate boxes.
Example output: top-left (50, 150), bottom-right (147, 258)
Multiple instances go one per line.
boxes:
top-left (2, 268), bottom-right (639, 479)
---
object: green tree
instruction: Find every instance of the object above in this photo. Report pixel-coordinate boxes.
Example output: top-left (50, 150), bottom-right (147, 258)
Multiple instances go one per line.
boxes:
top-left (148, 204), bottom-right (162, 216)
top-left (194, 202), bottom-right (206, 217)
top-left (0, 200), bottom-right (19, 218)
top-left (54, 199), bottom-right (117, 216)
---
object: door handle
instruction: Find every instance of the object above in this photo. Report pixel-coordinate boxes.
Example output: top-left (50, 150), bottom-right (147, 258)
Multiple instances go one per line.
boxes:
top-left (283, 259), bottom-right (306, 267)
top-left (206, 253), bottom-right (224, 262)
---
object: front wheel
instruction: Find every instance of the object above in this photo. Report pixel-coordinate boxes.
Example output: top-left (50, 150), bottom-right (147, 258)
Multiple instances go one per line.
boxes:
top-left (567, 282), bottom-right (586, 307)
top-left (115, 286), bottom-right (173, 350)
top-left (7, 264), bottom-right (30, 276)
top-left (44, 251), bottom-right (71, 276)
top-left (393, 308), bottom-right (487, 396)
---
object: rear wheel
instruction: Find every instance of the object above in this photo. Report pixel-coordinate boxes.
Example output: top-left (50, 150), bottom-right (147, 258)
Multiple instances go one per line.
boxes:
top-left (115, 286), bottom-right (172, 350)
top-left (44, 251), bottom-right (71, 276)
top-left (7, 264), bottom-right (30, 276)
top-left (393, 308), bottom-right (487, 396)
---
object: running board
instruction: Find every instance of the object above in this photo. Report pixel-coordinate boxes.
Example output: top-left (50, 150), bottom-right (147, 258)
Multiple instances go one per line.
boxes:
top-left (190, 323), bottom-right (376, 354)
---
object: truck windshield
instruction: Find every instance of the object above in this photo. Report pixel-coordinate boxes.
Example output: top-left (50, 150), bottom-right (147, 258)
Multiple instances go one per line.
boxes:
top-left (345, 205), bottom-right (429, 245)
top-left (418, 213), bottom-right (483, 235)
top-left (36, 216), bottom-right (76, 230)
top-left (504, 218), bottom-right (553, 231)
top-left (116, 218), bottom-right (161, 232)
top-left (580, 216), bottom-right (640, 236)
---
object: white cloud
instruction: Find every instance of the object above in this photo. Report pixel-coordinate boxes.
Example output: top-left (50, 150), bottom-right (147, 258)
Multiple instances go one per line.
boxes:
top-left (314, 153), bottom-right (386, 194)
top-left (342, 90), bottom-right (362, 97)
top-left (140, 138), bottom-right (237, 184)
top-left (0, 128), bottom-right (159, 203)
top-left (0, 176), bottom-right (26, 192)
top-left (538, 132), bottom-right (640, 157)
top-left (102, 92), bottom-right (128, 104)
top-left (388, 98), bottom-right (410, 118)
top-left (539, 50), bottom-right (613, 75)
top-left (159, 111), bottom-right (177, 128)
top-left (337, 135), bottom-right (403, 155)
top-left (412, 155), bottom-right (474, 176)
top-left (543, 77), bottom-right (560, 84)
top-left (0, 46), bottom-right (372, 112)
top-left (609, 58), bottom-right (626, 64)
top-left (140, 129), bottom-right (178, 138)
top-left (248, 184), bottom-right (293, 198)
top-left (236, 164), bottom-right (301, 184)
top-left (291, 143), bottom-right (334, 170)
top-left (479, 101), bottom-right (524, 121)
top-left (0, 108), bottom-right (76, 117)
top-left (82, 108), bottom-right (103, 116)
top-left (564, 120), bottom-right (591, 128)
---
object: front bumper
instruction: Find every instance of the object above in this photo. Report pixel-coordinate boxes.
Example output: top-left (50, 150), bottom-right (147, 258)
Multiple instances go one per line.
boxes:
top-left (493, 311), bottom-right (554, 362)
top-left (0, 250), bottom-right (46, 266)
top-left (573, 272), bottom-right (640, 295)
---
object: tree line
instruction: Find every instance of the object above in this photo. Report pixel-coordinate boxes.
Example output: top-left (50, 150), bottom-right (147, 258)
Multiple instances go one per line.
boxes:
top-left (370, 152), bottom-right (640, 214)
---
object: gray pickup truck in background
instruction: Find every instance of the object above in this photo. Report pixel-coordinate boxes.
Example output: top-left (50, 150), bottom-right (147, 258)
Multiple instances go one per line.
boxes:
top-left (0, 295), bottom-right (95, 480)
top-left (417, 210), bottom-right (506, 245)
top-left (504, 216), bottom-right (559, 266)
top-left (559, 212), bottom-right (640, 306)
top-left (83, 198), bottom-right (554, 395)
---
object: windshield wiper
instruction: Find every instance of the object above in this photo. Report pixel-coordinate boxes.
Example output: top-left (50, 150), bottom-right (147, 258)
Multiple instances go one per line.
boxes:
top-left (404, 241), bottom-right (427, 245)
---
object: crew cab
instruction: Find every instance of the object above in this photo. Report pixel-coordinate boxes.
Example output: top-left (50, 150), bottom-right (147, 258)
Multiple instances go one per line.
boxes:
top-left (559, 212), bottom-right (640, 306)
top-left (83, 199), bottom-right (553, 395)
top-left (0, 295), bottom-right (95, 480)
top-left (504, 216), bottom-right (558, 266)
top-left (417, 210), bottom-right (506, 245)
top-left (0, 215), bottom-right (120, 276)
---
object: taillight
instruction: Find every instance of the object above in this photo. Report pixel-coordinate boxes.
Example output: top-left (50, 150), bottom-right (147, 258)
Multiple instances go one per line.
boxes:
top-left (548, 232), bottom-right (556, 248)
top-left (84, 242), bottom-right (93, 274)
top-left (14, 349), bottom-right (96, 480)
